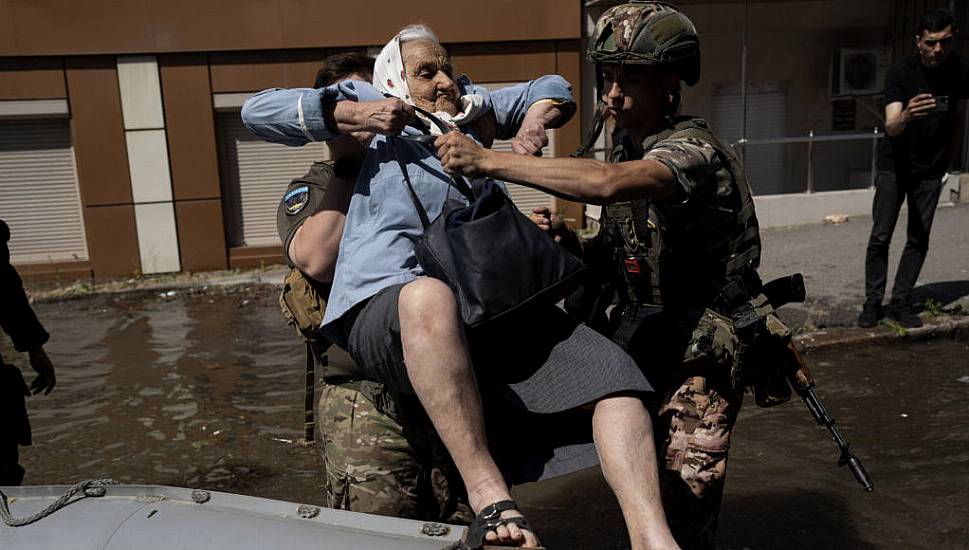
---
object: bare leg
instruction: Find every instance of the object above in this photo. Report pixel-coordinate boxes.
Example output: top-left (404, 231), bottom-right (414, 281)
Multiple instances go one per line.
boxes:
top-left (398, 278), bottom-right (538, 546)
top-left (594, 395), bottom-right (681, 550)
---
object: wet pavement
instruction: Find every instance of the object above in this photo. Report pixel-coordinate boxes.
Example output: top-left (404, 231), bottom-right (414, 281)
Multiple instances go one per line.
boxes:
top-left (6, 288), bottom-right (969, 549)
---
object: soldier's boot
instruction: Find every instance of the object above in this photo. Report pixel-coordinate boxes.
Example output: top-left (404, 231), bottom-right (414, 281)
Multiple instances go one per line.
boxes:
top-left (857, 300), bottom-right (882, 328)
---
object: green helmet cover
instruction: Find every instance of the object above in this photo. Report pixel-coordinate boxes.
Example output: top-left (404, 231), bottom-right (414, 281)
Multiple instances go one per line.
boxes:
top-left (588, 1), bottom-right (701, 85)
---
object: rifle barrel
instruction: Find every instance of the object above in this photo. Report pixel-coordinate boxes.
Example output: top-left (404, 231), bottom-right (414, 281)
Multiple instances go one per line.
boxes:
top-left (799, 386), bottom-right (874, 492)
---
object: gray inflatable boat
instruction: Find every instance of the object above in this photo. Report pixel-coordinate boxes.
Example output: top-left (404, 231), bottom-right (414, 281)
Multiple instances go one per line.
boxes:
top-left (0, 482), bottom-right (461, 549)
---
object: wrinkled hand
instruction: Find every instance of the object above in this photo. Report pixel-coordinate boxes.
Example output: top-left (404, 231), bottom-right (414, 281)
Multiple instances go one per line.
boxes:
top-left (436, 132), bottom-right (489, 176)
top-left (528, 207), bottom-right (566, 242)
top-left (352, 98), bottom-right (415, 135)
top-left (905, 93), bottom-right (936, 119)
top-left (28, 346), bottom-right (56, 395)
top-left (511, 122), bottom-right (548, 156)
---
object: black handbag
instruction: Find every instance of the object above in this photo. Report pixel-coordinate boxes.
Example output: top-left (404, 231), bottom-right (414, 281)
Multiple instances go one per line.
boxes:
top-left (390, 110), bottom-right (587, 327)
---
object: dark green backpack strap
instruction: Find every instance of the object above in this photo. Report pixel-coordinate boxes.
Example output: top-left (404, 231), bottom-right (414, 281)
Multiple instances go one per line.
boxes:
top-left (302, 341), bottom-right (316, 444)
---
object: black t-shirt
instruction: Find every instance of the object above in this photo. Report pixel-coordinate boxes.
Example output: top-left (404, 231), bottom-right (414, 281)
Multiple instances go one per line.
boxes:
top-left (877, 52), bottom-right (969, 178)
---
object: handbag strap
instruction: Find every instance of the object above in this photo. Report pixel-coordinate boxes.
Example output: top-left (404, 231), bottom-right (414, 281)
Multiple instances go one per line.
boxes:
top-left (389, 137), bottom-right (432, 230)
top-left (409, 105), bottom-right (475, 201)
top-left (386, 105), bottom-right (481, 230)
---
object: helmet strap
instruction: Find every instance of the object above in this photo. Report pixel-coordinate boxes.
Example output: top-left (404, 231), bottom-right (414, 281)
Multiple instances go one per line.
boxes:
top-left (572, 102), bottom-right (606, 158)
top-left (572, 63), bottom-right (607, 158)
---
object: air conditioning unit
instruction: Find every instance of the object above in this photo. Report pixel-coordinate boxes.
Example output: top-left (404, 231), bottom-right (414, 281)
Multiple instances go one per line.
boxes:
top-left (832, 48), bottom-right (890, 96)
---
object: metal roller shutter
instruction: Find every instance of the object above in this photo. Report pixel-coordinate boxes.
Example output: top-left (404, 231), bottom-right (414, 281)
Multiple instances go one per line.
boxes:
top-left (712, 91), bottom-right (787, 195)
top-left (490, 130), bottom-right (557, 215)
top-left (0, 119), bottom-right (87, 264)
top-left (481, 82), bottom-right (558, 215)
top-left (216, 111), bottom-right (328, 247)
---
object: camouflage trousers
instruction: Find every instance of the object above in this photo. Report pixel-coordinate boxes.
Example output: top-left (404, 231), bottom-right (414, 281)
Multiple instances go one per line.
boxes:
top-left (655, 374), bottom-right (743, 550)
top-left (318, 384), bottom-right (473, 524)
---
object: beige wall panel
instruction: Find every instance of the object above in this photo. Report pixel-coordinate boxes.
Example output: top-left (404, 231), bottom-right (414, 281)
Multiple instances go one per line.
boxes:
top-left (0, 99), bottom-right (69, 118)
top-left (6, 0), bottom-right (153, 56)
top-left (65, 57), bottom-right (132, 207)
top-left (209, 50), bottom-right (326, 93)
top-left (125, 129), bottom-right (173, 203)
top-left (159, 54), bottom-right (222, 201)
top-left (0, 57), bottom-right (66, 100)
top-left (1, 0), bottom-right (579, 56)
top-left (451, 42), bottom-right (557, 84)
top-left (83, 204), bottom-right (141, 278)
top-left (117, 56), bottom-right (165, 130)
top-left (175, 199), bottom-right (228, 271)
top-left (135, 202), bottom-right (181, 274)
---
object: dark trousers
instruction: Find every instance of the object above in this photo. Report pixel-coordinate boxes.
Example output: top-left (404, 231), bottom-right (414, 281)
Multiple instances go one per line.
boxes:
top-left (0, 362), bottom-right (29, 486)
top-left (864, 171), bottom-right (943, 305)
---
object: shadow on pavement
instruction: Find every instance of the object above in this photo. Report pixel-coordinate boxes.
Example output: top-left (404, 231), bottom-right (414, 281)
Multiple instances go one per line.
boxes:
top-left (716, 491), bottom-right (877, 550)
top-left (913, 280), bottom-right (969, 309)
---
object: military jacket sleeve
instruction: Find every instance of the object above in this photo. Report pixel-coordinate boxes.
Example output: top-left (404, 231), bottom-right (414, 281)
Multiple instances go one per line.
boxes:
top-left (0, 220), bottom-right (50, 353)
top-left (643, 135), bottom-right (729, 204)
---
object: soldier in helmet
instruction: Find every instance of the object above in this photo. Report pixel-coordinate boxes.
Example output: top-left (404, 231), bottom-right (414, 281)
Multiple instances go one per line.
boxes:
top-left (437, 2), bottom-right (763, 547)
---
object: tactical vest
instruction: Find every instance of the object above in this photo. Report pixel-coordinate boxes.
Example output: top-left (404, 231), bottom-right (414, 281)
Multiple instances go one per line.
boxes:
top-left (601, 116), bottom-right (761, 312)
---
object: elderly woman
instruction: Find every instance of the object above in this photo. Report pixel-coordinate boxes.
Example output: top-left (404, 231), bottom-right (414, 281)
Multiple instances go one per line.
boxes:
top-left (243, 25), bottom-right (680, 550)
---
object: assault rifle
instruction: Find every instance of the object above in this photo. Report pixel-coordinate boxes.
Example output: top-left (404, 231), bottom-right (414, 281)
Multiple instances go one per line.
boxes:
top-left (760, 274), bottom-right (875, 492)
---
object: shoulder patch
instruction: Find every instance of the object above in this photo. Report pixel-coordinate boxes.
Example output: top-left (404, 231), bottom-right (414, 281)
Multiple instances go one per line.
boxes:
top-left (283, 186), bottom-right (310, 216)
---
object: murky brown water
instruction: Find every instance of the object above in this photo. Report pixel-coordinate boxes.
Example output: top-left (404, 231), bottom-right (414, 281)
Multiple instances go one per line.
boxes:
top-left (10, 286), bottom-right (317, 502)
top-left (7, 287), bottom-right (969, 549)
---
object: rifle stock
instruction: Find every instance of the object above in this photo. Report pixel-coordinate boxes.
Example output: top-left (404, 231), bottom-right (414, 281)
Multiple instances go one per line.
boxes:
top-left (785, 342), bottom-right (874, 492)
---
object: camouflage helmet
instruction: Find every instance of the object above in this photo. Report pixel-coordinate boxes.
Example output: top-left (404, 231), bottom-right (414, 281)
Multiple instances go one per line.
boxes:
top-left (588, 1), bottom-right (701, 86)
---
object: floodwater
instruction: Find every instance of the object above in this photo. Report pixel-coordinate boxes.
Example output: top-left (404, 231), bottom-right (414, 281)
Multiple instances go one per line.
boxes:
top-left (7, 287), bottom-right (969, 549)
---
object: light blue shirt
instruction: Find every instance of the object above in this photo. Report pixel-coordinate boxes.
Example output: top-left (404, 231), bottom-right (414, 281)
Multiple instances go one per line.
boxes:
top-left (242, 76), bottom-right (574, 327)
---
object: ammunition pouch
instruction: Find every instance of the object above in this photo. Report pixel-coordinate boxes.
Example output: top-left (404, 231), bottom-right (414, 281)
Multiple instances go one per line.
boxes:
top-left (726, 290), bottom-right (799, 407)
top-left (711, 272), bottom-right (805, 404)
top-left (279, 268), bottom-right (367, 381)
top-left (279, 269), bottom-right (400, 425)
top-left (679, 308), bottom-right (741, 391)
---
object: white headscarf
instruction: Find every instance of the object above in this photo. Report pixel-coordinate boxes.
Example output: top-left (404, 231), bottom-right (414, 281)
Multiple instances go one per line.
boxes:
top-left (373, 25), bottom-right (485, 135)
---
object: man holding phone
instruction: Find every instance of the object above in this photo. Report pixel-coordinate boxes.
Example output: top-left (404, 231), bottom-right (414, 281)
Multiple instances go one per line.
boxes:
top-left (860, 8), bottom-right (969, 328)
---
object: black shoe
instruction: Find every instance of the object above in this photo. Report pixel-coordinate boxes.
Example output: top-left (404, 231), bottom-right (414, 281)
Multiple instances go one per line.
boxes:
top-left (887, 302), bottom-right (923, 328)
top-left (857, 301), bottom-right (882, 328)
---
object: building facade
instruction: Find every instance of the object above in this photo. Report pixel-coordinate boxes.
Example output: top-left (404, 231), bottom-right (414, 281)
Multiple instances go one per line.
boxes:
top-left (0, 0), bottom-right (585, 280)
top-left (3, 0), bottom-right (967, 279)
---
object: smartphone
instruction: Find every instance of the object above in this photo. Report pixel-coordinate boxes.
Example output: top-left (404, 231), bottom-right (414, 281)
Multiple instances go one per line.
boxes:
top-left (933, 95), bottom-right (950, 113)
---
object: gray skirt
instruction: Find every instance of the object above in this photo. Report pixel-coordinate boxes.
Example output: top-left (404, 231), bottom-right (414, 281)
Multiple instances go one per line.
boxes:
top-left (331, 282), bottom-right (653, 484)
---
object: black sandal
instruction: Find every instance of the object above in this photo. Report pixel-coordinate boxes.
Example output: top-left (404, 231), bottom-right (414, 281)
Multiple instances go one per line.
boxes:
top-left (443, 500), bottom-right (544, 550)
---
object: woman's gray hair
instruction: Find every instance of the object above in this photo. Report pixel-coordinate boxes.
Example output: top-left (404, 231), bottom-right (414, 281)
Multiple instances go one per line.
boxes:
top-left (398, 23), bottom-right (440, 45)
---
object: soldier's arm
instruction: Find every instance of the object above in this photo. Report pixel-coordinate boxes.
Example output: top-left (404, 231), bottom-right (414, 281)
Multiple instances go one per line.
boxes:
top-left (436, 133), bottom-right (678, 204)
top-left (288, 182), bottom-right (354, 283)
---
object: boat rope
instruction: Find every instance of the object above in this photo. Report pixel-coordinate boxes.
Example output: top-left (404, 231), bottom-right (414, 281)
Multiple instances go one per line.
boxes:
top-left (0, 478), bottom-right (120, 527)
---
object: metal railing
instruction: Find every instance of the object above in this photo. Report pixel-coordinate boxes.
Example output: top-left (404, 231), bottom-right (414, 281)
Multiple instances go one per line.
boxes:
top-left (734, 127), bottom-right (883, 194)
top-left (580, 127), bottom-right (884, 195)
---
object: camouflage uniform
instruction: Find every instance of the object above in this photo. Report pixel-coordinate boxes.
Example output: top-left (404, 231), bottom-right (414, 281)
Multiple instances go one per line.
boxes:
top-left (585, 117), bottom-right (760, 550)
top-left (277, 164), bottom-right (471, 524)
top-left (318, 382), bottom-right (472, 523)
